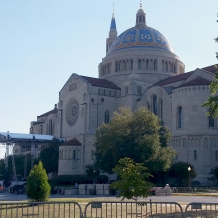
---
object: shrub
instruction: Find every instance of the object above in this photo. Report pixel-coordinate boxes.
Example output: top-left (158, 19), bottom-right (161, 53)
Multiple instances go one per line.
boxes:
top-left (27, 161), bottom-right (51, 202)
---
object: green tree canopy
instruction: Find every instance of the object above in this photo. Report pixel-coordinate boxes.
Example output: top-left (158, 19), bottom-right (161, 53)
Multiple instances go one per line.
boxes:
top-left (202, 37), bottom-right (218, 116)
top-left (27, 161), bottom-right (51, 202)
top-left (95, 107), bottom-right (176, 174)
top-left (39, 138), bottom-right (62, 173)
top-left (168, 161), bottom-right (197, 186)
top-left (110, 158), bottom-right (153, 201)
top-left (208, 166), bottom-right (218, 186)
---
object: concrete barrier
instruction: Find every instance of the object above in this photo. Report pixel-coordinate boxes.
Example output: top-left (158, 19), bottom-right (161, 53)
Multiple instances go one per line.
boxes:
top-left (79, 184), bottom-right (87, 195)
top-left (96, 184), bottom-right (104, 195)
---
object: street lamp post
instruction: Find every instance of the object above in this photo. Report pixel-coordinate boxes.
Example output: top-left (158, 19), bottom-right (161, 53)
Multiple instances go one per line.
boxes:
top-left (91, 98), bottom-right (104, 184)
top-left (188, 167), bottom-right (191, 187)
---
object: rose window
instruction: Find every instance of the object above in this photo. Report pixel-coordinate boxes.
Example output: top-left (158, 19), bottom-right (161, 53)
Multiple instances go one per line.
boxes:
top-left (66, 100), bottom-right (79, 125)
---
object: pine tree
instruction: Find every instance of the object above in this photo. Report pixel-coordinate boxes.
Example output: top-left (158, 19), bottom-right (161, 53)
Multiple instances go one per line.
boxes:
top-left (27, 161), bottom-right (51, 202)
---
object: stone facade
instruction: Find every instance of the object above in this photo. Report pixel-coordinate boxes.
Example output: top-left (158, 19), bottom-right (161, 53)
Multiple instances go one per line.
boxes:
top-left (29, 5), bottom-right (218, 185)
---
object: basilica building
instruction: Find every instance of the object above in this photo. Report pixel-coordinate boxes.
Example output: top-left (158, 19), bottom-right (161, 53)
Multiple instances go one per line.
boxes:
top-left (29, 4), bottom-right (217, 185)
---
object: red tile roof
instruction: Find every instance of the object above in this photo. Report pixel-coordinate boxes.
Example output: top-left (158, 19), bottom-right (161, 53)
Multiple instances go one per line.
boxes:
top-left (81, 76), bottom-right (121, 90)
top-left (37, 108), bottom-right (58, 118)
top-left (62, 138), bottom-right (81, 146)
top-left (178, 77), bottom-right (211, 88)
top-left (154, 71), bottom-right (194, 86)
top-left (154, 64), bottom-right (217, 87)
top-left (201, 65), bottom-right (218, 74)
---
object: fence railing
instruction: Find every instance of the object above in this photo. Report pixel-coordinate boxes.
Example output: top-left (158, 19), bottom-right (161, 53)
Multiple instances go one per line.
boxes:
top-left (184, 202), bottom-right (218, 218)
top-left (1, 201), bottom-right (218, 218)
top-left (172, 187), bottom-right (218, 196)
top-left (84, 201), bottom-right (183, 218)
top-left (0, 201), bottom-right (82, 218)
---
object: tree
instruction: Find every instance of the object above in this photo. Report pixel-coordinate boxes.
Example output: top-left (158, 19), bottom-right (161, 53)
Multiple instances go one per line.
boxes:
top-left (39, 138), bottom-right (62, 173)
top-left (202, 36), bottom-right (218, 116)
top-left (110, 158), bottom-right (153, 201)
top-left (27, 161), bottom-right (51, 202)
top-left (85, 164), bottom-right (100, 184)
top-left (0, 155), bottom-right (33, 181)
top-left (95, 107), bottom-right (176, 175)
top-left (208, 166), bottom-right (218, 186)
top-left (168, 162), bottom-right (197, 186)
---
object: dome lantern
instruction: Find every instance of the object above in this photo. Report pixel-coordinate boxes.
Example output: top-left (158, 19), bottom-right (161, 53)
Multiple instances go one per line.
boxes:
top-left (136, 1), bottom-right (146, 27)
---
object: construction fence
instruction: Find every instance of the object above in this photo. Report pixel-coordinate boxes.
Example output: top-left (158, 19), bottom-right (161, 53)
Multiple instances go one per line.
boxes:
top-left (1, 201), bottom-right (218, 218)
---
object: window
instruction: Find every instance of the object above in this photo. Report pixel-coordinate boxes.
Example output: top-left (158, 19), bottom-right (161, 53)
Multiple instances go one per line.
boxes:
top-left (145, 101), bottom-right (150, 110)
top-left (125, 86), bottom-right (129, 95)
top-left (73, 150), bottom-right (76, 159)
top-left (130, 60), bottom-right (133, 70)
top-left (194, 150), bottom-right (197, 160)
top-left (137, 86), bottom-right (142, 94)
top-left (216, 150), bottom-right (218, 161)
top-left (146, 59), bottom-right (149, 69)
top-left (158, 99), bottom-right (163, 120)
top-left (105, 111), bottom-right (110, 123)
top-left (152, 95), bottom-right (157, 115)
top-left (49, 119), bottom-right (53, 135)
top-left (209, 108), bottom-right (215, 128)
top-left (178, 106), bottom-right (183, 129)
top-left (154, 60), bottom-right (157, 70)
top-left (138, 59), bottom-right (141, 70)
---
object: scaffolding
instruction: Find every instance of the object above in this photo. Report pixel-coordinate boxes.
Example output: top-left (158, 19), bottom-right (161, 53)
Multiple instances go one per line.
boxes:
top-left (0, 132), bottom-right (53, 180)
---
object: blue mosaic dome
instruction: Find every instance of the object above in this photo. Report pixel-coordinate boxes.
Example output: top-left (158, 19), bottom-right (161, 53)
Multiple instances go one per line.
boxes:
top-left (107, 26), bottom-right (174, 55)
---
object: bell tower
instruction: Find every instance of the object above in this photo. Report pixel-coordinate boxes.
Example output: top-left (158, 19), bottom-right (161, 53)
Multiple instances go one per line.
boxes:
top-left (106, 7), bottom-right (117, 53)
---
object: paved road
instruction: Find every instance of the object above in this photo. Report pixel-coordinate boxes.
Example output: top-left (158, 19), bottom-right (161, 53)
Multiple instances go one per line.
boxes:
top-left (0, 192), bottom-right (218, 203)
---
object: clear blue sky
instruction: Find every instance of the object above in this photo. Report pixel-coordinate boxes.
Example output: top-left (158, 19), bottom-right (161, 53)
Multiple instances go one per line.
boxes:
top-left (0, 1), bottom-right (217, 158)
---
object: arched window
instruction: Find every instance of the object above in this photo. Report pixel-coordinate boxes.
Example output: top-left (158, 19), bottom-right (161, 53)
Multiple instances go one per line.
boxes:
top-left (152, 95), bottom-right (157, 115)
top-left (194, 150), bottom-right (197, 160)
top-left (145, 101), bottom-right (150, 110)
top-left (138, 59), bottom-right (141, 70)
top-left (146, 59), bottom-right (149, 69)
top-left (105, 110), bottom-right (110, 123)
top-left (130, 60), bottom-right (133, 70)
top-left (49, 119), bottom-right (53, 135)
top-left (209, 108), bottom-right (215, 128)
top-left (143, 15), bottom-right (145, 23)
top-left (139, 15), bottom-right (142, 22)
top-left (119, 61), bottom-right (121, 71)
top-left (154, 60), bottom-right (157, 70)
top-left (73, 150), bottom-right (76, 159)
top-left (69, 150), bottom-right (72, 160)
top-left (158, 99), bottom-right (163, 120)
top-left (65, 150), bottom-right (68, 160)
top-left (166, 62), bottom-right (168, 71)
top-left (115, 61), bottom-right (118, 72)
top-left (178, 106), bottom-right (183, 129)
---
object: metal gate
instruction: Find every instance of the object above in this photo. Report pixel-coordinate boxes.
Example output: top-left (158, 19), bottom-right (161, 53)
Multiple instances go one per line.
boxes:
top-left (184, 202), bottom-right (218, 218)
top-left (84, 201), bottom-right (183, 218)
top-left (0, 201), bottom-right (82, 218)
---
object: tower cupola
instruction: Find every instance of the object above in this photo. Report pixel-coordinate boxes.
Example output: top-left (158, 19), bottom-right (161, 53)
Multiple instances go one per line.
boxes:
top-left (136, 2), bottom-right (146, 27)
